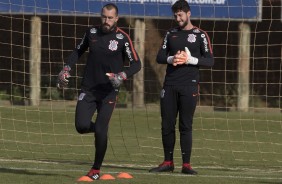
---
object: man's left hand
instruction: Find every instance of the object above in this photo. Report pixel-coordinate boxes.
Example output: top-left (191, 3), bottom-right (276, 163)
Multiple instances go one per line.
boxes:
top-left (173, 47), bottom-right (198, 66)
top-left (173, 51), bottom-right (188, 66)
top-left (106, 72), bottom-right (127, 88)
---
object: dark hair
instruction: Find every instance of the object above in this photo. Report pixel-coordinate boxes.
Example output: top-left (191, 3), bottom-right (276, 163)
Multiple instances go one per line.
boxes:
top-left (102, 3), bottom-right (119, 15)
top-left (171, 0), bottom-right (190, 13)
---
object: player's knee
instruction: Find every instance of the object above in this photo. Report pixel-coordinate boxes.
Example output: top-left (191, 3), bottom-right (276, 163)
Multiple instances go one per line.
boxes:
top-left (76, 127), bottom-right (87, 134)
top-left (179, 125), bottom-right (192, 133)
top-left (161, 127), bottom-right (175, 136)
top-left (95, 126), bottom-right (108, 137)
top-left (75, 123), bottom-right (89, 134)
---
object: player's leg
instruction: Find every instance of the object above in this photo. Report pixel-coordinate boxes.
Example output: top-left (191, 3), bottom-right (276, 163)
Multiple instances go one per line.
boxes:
top-left (161, 85), bottom-right (178, 162)
top-left (79, 91), bottom-right (117, 181)
top-left (75, 91), bottom-right (97, 133)
top-left (91, 91), bottom-right (117, 172)
top-left (75, 91), bottom-right (99, 181)
top-left (178, 85), bottom-right (198, 175)
top-left (149, 85), bottom-right (178, 172)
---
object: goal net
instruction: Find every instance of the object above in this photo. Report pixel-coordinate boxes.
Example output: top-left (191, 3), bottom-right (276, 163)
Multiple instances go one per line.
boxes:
top-left (0, 0), bottom-right (281, 183)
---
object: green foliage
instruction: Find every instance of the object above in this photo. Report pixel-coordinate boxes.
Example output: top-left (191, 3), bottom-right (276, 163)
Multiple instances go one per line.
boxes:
top-left (41, 87), bottom-right (62, 100)
top-left (0, 90), bottom-right (10, 100)
top-left (62, 88), bottom-right (77, 100)
top-left (118, 91), bottom-right (127, 104)
top-left (11, 86), bottom-right (24, 105)
top-left (117, 87), bottom-right (128, 106)
top-left (213, 84), bottom-right (237, 108)
top-left (41, 86), bottom-right (77, 101)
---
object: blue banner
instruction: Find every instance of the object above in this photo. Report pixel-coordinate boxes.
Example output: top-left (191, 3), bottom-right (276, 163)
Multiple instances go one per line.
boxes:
top-left (0, 0), bottom-right (262, 20)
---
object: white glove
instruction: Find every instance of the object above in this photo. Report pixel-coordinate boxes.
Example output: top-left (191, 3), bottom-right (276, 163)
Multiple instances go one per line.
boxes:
top-left (167, 50), bottom-right (185, 66)
top-left (167, 56), bottom-right (174, 64)
top-left (57, 65), bottom-right (71, 89)
top-left (106, 72), bottom-right (127, 88)
top-left (185, 47), bottom-right (198, 65)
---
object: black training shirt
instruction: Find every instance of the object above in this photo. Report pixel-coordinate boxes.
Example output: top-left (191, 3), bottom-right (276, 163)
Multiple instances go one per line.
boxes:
top-left (156, 26), bottom-right (214, 86)
top-left (66, 26), bottom-right (141, 92)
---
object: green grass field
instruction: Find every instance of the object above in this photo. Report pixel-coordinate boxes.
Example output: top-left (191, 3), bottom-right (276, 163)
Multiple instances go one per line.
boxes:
top-left (0, 103), bottom-right (281, 184)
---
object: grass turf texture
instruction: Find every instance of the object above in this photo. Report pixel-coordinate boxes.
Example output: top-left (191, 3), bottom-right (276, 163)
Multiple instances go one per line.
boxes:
top-left (0, 104), bottom-right (281, 183)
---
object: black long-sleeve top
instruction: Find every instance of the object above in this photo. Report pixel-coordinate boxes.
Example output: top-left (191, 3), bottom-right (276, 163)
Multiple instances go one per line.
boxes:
top-left (157, 26), bottom-right (214, 86)
top-left (66, 26), bottom-right (141, 92)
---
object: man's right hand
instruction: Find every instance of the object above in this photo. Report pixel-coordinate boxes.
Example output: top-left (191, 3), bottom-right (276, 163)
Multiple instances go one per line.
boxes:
top-left (167, 51), bottom-right (187, 66)
top-left (57, 65), bottom-right (71, 89)
top-left (171, 47), bottom-right (198, 66)
top-left (106, 72), bottom-right (127, 88)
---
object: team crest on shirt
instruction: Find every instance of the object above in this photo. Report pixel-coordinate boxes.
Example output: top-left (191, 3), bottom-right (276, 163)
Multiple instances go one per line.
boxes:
top-left (108, 40), bottom-right (118, 51)
top-left (187, 34), bottom-right (196, 43)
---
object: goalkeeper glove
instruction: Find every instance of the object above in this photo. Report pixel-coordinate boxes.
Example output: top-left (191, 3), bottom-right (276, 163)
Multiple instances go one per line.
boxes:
top-left (184, 47), bottom-right (198, 65)
top-left (57, 65), bottom-right (71, 89)
top-left (106, 72), bottom-right (127, 88)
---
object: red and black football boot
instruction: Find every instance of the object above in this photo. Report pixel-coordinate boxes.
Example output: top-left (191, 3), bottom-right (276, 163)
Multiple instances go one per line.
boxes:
top-left (149, 161), bottom-right (174, 172)
top-left (181, 163), bottom-right (197, 175)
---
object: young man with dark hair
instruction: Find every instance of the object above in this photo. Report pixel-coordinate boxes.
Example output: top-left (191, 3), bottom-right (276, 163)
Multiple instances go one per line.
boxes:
top-left (149, 0), bottom-right (214, 175)
top-left (57, 3), bottom-right (141, 181)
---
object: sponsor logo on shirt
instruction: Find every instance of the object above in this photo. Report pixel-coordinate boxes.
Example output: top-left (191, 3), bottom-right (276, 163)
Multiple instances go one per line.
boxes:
top-left (78, 93), bottom-right (86, 101)
top-left (108, 40), bottom-right (118, 51)
top-left (125, 42), bottom-right (133, 61)
top-left (201, 34), bottom-right (209, 52)
top-left (90, 28), bottom-right (97, 34)
top-left (162, 31), bottom-right (170, 49)
top-left (193, 29), bottom-right (200, 33)
top-left (116, 33), bottom-right (124, 39)
top-left (160, 89), bottom-right (165, 98)
top-left (187, 34), bottom-right (196, 43)
top-left (77, 33), bottom-right (86, 49)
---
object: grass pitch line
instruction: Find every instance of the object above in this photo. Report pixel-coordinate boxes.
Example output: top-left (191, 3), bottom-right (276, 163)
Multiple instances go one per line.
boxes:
top-left (104, 163), bottom-right (282, 175)
top-left (1, 158), bottom-right (281, 175)
top-left (0, 166), bottom-right (281, 181)
top-left (0, 158), bottom-right (59, 164)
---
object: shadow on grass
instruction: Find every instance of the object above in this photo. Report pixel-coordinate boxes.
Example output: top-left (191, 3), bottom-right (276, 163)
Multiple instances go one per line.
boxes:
top-left (62, 160), bottom-right (150, 172)
top-left (18, 159), bottom-right (149, 172)
top-left (102, 164), bottom-right (149, 171)
top-left (0, 167), bottom-right (70, 177)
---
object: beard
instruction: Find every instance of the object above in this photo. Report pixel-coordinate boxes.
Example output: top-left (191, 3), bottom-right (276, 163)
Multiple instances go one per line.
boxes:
top-left (101, 22), bottom-right (117, 33)
top-left (178, 20), bottom-right (188, 29)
